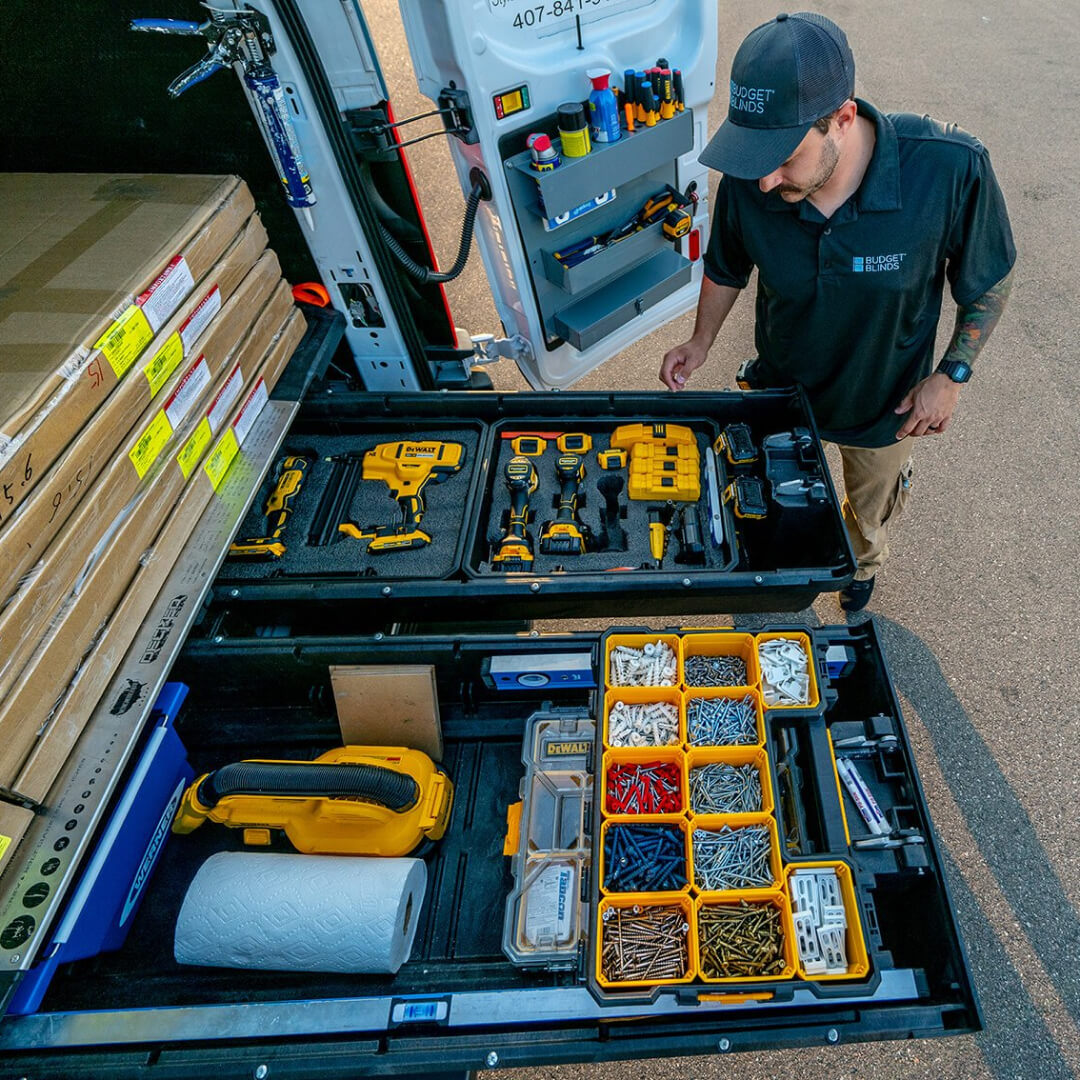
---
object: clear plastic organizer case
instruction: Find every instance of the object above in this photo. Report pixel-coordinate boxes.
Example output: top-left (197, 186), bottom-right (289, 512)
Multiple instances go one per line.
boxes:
top-left (503, 707), bottom-right (595, 970)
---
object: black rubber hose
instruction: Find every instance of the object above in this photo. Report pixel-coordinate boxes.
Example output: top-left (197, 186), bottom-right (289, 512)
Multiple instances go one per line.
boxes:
top-left (378, 179), bottom-right (485, 285)
top-left (197, 761), bottom-right (420, 813)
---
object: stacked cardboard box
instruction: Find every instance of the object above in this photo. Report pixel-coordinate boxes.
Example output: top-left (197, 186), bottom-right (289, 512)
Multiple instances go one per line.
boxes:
top-left (0, 174), bottom-right (306, 822)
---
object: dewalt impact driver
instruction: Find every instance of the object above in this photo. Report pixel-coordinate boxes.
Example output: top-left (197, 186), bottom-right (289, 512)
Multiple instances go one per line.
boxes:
top-left (539, 453), bottom-right (591, 555)
top-left (492, 455), bottom-right (538, 571)
top-left (340, 440), bottom-right (465, 552)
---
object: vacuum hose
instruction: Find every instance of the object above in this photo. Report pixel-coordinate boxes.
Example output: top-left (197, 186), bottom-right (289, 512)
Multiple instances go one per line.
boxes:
top-left (378, 174), bottom-right (489, 285)
top-left (197, 761), bottom-right (421, 813)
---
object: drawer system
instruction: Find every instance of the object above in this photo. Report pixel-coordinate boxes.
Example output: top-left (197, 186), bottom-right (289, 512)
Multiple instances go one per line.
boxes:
top-left (0, 624), bottom-right (979, 1077)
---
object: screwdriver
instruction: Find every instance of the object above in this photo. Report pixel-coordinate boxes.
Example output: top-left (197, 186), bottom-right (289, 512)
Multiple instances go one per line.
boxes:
top-left (640, 81), bottom-right (657, 127)
top-left (659, 69), bottom-right (675, 120)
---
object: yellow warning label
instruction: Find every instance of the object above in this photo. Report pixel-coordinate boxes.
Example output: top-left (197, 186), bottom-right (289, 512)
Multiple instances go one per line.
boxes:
top-left (95, 305), bottom-right (154, 379)
top-left (178, 417), bottom-right (212, 478)
top-left (0, 835), bottom-right (10, 862)
top-left (129, 410), bottom-right (173, 479)
top-left (203, 428), bottom-right (239, 490)
top-left (143, 331), bottom-right (184, 397)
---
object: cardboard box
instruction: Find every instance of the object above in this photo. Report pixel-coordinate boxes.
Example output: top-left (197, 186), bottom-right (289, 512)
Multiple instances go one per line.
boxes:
top-left (0, 239), bottom-right (275, 606)
top-left (0, 175), bottom-right (256, 520)
top-left (0, 268), bottom-right (291, 706)
top-left (8, 308), bottom-right (305, 809)
top-left (0, 802), bottom-right (35, 880)
top-left (0, 288), bottom-right (300, 788)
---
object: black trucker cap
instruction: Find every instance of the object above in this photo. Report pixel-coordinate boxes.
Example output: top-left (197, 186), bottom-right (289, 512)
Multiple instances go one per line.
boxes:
top-left (700, 12), bottom-right (855, 179)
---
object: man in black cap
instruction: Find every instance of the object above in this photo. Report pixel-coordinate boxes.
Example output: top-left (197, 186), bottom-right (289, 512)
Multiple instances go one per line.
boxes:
top-left (660, 12), bottom-right (1015, 611)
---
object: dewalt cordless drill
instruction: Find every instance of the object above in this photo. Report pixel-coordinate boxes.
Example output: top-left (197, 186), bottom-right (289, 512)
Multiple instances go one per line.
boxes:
top-left (339, 440), bottom-right (465, 552)
top-left (492, 455), bottom-right (538, 571)
top-left (539, 453), bottom-right (591, 555)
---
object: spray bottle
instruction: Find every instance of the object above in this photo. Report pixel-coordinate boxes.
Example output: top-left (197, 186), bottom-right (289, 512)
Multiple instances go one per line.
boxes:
top-left (586, 68), bottom-right (621, 143)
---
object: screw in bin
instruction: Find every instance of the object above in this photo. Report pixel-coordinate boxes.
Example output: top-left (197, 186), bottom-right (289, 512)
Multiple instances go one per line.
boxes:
top-left (754, 575), bottom-right (763, 584)
top-left (682, 578), bottom-right (692, 587)
top-left (254, 1066), bottom-right (269, 1080)
top-left (486, 1051), bottom-right (500, 1068)
top-left (718, 1038), bottom-right (731, 1052)
top-left (827, 1028), bottom-right (839, 1043)
top-left (381, 586), bottom-right (392, 596)
top-left (530, 582), bottom-right (541, 592)
top-left (230, 588), bottom-right (240, 598)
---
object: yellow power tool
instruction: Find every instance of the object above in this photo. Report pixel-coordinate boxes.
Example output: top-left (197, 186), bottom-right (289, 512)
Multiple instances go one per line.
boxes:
top-left (228, 455), bottom-right (308, 558)
top-left (172, 745), bottom-right (453, 857)
top-left (339, 440), bottom-right (465, 552)
top-left (539, 453), bottom-right (591, 555)
top-left (492, 455), bottom-right (538, 571)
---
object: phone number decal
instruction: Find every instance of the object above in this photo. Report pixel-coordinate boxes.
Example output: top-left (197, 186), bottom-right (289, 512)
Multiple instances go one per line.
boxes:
top-left (486, 0), bottom-right (656, 37)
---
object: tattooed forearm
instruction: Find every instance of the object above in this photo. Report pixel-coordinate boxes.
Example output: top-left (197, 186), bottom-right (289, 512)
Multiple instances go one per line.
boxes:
top-left (943, 268), bottom-right (1014, 367)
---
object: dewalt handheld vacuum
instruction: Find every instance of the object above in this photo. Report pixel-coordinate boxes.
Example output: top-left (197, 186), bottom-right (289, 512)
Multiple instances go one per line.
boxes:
top-left (173, 746), bottom-right (453, 857)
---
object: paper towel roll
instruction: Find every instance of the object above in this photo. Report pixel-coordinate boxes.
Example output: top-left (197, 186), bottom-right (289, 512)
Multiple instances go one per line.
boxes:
top-left (174, 851), bottom-right (426, 974)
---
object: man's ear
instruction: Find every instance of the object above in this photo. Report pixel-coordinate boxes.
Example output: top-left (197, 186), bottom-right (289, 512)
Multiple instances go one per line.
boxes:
top-left (832, 99), bottom-right (859, 137)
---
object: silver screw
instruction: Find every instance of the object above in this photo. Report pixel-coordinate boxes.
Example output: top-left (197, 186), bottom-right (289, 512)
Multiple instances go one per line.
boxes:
top-left (381, 586), bottom-right (392, 596)
top-left (718, 1038), bottom-right (731, 1051)
top-left (486, 1051), bottom-right (499, 1068)
top-left (827, 1028), bottom-right (839, 1043)
top-left (9, 954), bottom-right (20, 965)
top-left (373, 632), bottom-right (384, 641)
top-left (754, 575), bottom-right (763, 584)
top-left (682, 577), bottom-right (692, 587)
top-left (530, 582), bottom-right (541, 592)
top-left (230, 588), bottom-right (240, 598)
top-left (213, 635), bottom-right (224, 644)
top-left (254, 1066), bottom-right (269, 1080)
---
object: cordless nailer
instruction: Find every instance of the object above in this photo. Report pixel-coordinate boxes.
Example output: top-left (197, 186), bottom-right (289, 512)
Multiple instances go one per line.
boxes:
top-left (340, 440), bottom-right (465, 552)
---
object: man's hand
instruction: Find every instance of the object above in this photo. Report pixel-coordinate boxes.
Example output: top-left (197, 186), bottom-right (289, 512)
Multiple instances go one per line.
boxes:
top-left (893, 373), bottom-right (962, 439)
top-left (660, 339), bottom-right (709, 391)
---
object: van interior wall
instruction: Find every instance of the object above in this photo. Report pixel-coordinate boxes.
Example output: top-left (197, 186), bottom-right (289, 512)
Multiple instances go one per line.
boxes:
top-left (0, 0), bottom-right (319, 287)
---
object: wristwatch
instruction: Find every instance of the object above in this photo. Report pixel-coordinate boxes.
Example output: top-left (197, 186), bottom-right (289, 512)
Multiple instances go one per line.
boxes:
top-left (936, 359), bottom-right (973, 384)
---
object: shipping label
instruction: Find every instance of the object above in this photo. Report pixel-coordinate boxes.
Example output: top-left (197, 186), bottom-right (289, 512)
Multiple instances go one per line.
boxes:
top-left (129, 410), bottom-right (173, 479)
top-left (95, 305), bottom-right (154, 379)
top-left (179, 286), bottom-right (222, 354)
top-left (138, 255), bottom-right (195, 332)
top-left (203, 428), bottom-right (239, 490)
top-left (164, 358), bottom-right (212, 430)
top-left (142, 332), bottom-right (184, 397)
top-left (177, 418), bottom-right (212, 479)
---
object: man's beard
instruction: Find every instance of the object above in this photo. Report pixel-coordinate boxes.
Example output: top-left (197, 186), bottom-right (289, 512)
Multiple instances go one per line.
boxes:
top-left (779, 135), bottom-right (840, 199)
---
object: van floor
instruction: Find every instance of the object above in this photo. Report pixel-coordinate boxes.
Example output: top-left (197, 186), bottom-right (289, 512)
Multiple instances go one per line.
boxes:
top-left (40, 705), bottom-right (578, 1012)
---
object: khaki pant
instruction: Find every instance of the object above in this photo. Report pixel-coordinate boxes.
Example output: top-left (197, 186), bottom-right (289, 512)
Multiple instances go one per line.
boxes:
top-left (835, 440), bottom-right (914, 581)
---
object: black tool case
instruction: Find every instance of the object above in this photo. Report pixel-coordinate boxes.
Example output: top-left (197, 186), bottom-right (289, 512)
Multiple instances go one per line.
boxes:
top-left (0, 622), bottom-right (979, 1078)
top-left (208, 387), bottom-right (856, 629)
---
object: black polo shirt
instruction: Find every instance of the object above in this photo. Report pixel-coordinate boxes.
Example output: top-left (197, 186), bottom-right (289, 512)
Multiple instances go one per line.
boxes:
top-left (703, 99), bottom-right (1016, 447)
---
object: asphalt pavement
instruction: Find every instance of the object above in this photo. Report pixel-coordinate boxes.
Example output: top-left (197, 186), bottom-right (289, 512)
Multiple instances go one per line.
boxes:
top-left (366, 2), bottom-right (1080, 1077)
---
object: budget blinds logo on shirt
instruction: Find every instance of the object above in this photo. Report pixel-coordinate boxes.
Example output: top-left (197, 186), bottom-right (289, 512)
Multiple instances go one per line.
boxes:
top-left (853, 253), bottom-right (907, 273)
top-left (730, 81), bottom-right (775, 114)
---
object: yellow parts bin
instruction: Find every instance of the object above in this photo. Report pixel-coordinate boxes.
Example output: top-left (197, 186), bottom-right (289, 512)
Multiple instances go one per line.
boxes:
top-left (610, 422), bottom-right (701, 501)
top-left (172, 745), bottom-right (453, 857)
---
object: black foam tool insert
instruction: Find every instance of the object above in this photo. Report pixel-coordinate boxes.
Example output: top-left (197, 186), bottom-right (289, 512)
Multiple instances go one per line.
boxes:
top-left (472, 421), bottom-right (735, 575)
top-left (223, 427), bottom-right (481, 581)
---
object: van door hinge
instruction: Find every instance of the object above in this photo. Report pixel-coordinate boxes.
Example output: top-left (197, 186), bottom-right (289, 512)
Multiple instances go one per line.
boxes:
top-left (471, 333), bottom-right (532, 365)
